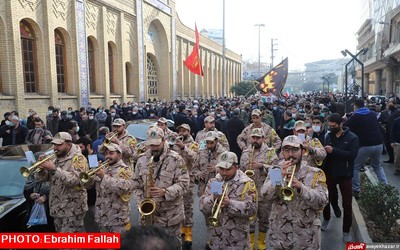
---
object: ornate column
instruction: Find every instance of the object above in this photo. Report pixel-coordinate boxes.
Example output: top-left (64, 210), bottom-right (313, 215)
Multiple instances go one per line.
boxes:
top-left (385, 67), bottom-right (394, 97)
top-left (374, 69), bottom-right (382, 95)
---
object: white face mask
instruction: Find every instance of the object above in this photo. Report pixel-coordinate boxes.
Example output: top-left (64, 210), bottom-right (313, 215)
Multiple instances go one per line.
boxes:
top-left (292, 114), bottom-right (296, 118)
top-left (297, 133), bottom-right (306, 142)
top-left (89, 116), bottom-right (94, 120)
top-left (312, 125), bottom-right (321, 133)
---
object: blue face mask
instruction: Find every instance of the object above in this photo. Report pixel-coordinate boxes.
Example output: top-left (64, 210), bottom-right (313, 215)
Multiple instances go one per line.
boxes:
top-left (320, 113), bottom-right (326, 118)
top-left (273, 107), bottom-right (278, 111)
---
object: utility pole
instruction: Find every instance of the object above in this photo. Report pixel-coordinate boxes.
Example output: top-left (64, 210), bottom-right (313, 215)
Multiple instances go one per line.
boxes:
top-left (271, 38), bottom-right (278, 67)
top-left (254, 24), bottom-right (265, 77)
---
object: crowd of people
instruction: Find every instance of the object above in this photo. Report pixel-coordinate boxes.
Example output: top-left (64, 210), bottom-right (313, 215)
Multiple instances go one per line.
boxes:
top-left (1, 92), bottom-right (400, 250)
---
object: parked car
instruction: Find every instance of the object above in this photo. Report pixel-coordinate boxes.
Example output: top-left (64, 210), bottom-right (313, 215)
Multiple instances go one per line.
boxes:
top-left (367, 95), bottom-right (386, 103)
top-left (0, 144), bottom-right (52, 232)
top-left (126, 119), bottom-right (175, 142)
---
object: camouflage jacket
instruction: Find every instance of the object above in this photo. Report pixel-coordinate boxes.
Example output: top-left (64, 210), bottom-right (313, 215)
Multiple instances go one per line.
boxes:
top-left (302, 136), bottom-right (326, 168)
top-left (94, 159), bottom-right (133, 227)
top-left (99, 130), bottom-right (137, 166)
top-left (192, 143), bottom-right (227, 197)
top-left (240, 143), bottom-right (278, 192)
top-left (171, 135), bottom-right (199, 172)
top-left (195, 128), bottom-right (230, 151)
top-left (133, 143), bottom-right (190, 227)
top-left (199, 170), bottom-right (257, 249)
top-left (237, 122), bottom-right (281, 151)
top-left (36, 144), bottom-right (88, 218)
top-left (260, 161), bottom-right (328, 250)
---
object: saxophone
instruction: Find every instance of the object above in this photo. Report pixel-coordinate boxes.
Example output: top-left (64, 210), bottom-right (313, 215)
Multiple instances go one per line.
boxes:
top-left (138, 156), bottom-right (156, 226)
top-left (245, 145), bottom-right (255, 177)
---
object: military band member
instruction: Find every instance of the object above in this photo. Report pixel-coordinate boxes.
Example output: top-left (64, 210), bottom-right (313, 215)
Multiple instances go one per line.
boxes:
top-left (199, 151), bottom-right (258, 250)
top-left (172, 123), bottom-right (199, 246)
top-left (90, 143), bottom-right (134, 233)
top-left (193, 131), bottom-right (227, 197)
top-left (293, 120), bottom-right (326, 168)
top-left (133, 126), bottom-right (190, 246)
top-left (240, 128), bottom-right (278, 250)
top-left (195, 115), bottom-right (230, 150)
top-left (37, 132), bottom-right (88, 232)
top-left (261, 135), bottom-right (328, 250)
top-left (99, 118), bottom-right (137, 167)
top-left (237, 109), bottom-right (281, 152)
top-left (157, 117), bottom-right (177, 140)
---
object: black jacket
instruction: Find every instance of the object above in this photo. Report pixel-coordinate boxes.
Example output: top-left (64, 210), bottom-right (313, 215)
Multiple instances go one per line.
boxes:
top-left (226, 116), bottom-right (245, 160)
top-left (0, 124), bottom-right (29, 146)
top-left (323, 127), bottom-right (359, 178)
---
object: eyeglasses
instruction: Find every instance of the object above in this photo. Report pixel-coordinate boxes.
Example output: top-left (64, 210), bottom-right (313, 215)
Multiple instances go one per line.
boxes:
top-left (282, 147), bottom-right (301, 153)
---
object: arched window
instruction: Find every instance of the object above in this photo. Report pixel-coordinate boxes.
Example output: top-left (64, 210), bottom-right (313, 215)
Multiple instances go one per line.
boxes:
top-left (108, 43), bottom-right (114, 93)
top-left (87, 38), bottom-right (95, 93)
top-left (55, 29), bottom-right (66, 93)
top-left (147, 55), bottom-right (158, 96)
top-left (20, 20), bottom-right (37, 93)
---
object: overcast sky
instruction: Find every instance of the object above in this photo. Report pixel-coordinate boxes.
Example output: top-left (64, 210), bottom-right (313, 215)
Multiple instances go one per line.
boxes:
top-left (175, 0), bottom-right (363, 71)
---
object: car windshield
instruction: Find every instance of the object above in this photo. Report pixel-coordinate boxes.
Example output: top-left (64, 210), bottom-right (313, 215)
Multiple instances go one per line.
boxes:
top-left (126, 123), bottom-right (152, 141)
top-left (0, 159), bottom-right (29, 198)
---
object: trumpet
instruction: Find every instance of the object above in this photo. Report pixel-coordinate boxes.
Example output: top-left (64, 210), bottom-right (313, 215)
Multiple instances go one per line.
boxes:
top-left (139, 156), bottom-right (156, 226)
top-left (104, 132), bottom-right (118, 145)
top-left (245, 145), bottom-right (255, 178)
top-left (20, 153), bottom-right (56, 177)
top-left (208, 181), bottom-right (228, 227)
top-left (279, 163), bottom-right (297, 202)
top-left (79, 159), bottom-right (110, 183)
top-left (167, 135), bottom-right (183, 145)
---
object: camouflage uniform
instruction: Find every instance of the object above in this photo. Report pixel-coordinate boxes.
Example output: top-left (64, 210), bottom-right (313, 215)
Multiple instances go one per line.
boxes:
top-left (261, 161), bottom-right (328, 250)
top-left (36, 144), bottom-right (88, 232)
top-left (171, 135), bottom-right (199, 228)
top-left (237, 123), bottom-right (281, 151)
top-left (240, 143), bottom-right (278, 234)
top-left (302, 136), bottom-right (326, 168)
top-left (199, 171), bottom-right (258, 250)
top-left (93, 159), bottom-right (133, 233)
top-left (192, 143), bottom-right (227, 197)
top-left (99, 130), bottom-right (137, 167)
top-left (133, 142), bottom-right (190, 244)
top-left (196, 128), bottom-right (230, 151)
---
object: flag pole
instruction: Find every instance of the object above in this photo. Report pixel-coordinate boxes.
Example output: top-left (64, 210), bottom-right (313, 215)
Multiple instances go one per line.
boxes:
top-left (244, 81), bottom-right (260, 98)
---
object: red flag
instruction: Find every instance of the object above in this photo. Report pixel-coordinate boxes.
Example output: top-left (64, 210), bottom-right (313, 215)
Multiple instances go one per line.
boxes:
top-left (184, 24), bottom-right (204, 76)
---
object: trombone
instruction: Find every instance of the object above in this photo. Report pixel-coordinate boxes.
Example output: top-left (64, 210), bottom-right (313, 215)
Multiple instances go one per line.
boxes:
top-left (279, 163), bottom-right (297, 202)
top-left (104, 132), bottom-right (118, 145)
top-left (20, 153), bottom-right (57, 177)
top-left (208, 181), bottom-right (228, 227)
top-left (79, 159), bottom-right (110, 183)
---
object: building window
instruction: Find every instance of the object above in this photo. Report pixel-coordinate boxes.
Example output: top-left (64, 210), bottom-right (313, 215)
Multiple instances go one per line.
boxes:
top-left (20, 20), bottom-right (37, 93)
top-left (147, 55), bottom-right (158, 96)
top-left (108, 43), bottom-right (114, 93)
top-left (55, 29), bottom-right (66, 93)
top-left (125, 63), bottom-right (130, 94)
top-left (0, 63), bottom-right (2, 93)
top-left (88, 38), bottom-right (95, 93)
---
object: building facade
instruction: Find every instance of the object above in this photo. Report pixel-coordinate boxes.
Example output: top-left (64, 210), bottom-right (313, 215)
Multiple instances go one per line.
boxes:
top-left (356, 0), bottom-right (400, 97)
top-left (0, 0), bottom-right (242, 116)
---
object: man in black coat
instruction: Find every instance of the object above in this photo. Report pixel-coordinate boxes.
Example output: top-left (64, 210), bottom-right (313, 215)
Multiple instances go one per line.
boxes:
top-left (173, 105), bottom-right (193, 130)
top-left (379, 98), bottom-right (400, 163)
top-left (0, 115), bottom-right (29, 146)
top-left (226, 108), bottom-right (245, 161)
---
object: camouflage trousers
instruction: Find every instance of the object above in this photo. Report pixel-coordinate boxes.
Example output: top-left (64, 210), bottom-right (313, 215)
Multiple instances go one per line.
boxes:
top-left (99, 223), bottom-right (131, 233)
top-left (54, 213), bottom-right (85, 232)
top-left (250, 196), bottom-right (271, 233)
top-left (183, 176), bottom-right (195, 227)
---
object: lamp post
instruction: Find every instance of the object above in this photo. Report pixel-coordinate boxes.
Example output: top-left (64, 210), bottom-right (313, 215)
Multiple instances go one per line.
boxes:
top-left (222, 0), bottom-right (226, 97)
top-left (341, 48), bottom-right (369, 113)
top-left (254, 24), bottom-right (265, 77)
top-left (321, 76), bottom-right (330, 93)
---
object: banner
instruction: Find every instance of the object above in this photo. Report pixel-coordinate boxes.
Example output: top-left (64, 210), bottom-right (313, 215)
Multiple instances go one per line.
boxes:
top-left (256, 57), bottom-right (288, 96)
top-left (184, 24), bottom-right (204, 76)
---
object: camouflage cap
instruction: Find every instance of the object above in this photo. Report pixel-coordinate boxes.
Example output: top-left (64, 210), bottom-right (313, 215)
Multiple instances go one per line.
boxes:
top-left (146, 126), bottom-right (164, 146)
top-left (250, 128), bottom-right (264, 137)
top-left (112, 118), bottom-right (126, 126)
top-left (205, 131), bottom-right (218, 141)
top-left (251, 109), bottom-right (262, 116)
top-left (282, 135), bottom-right (303, 148)
top-left (177, 123), bottom-right (191, 131)
top-left (103, 142), bottom-right (122, 153)
top-left (216, 151), bottom-right (238, 169)
top-left (294, 120), bottom-right (307, 131)
top-left (51, 132), bottom-right (72, 145)
top-left (204, 116), bottom-right (215, 123)
top-left (158, 117), bottom-right (167, 124)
